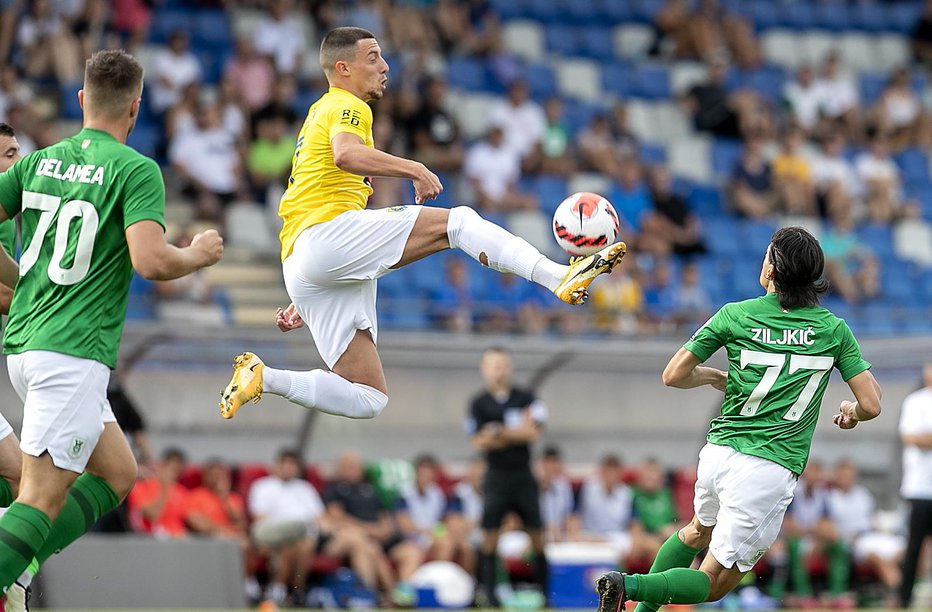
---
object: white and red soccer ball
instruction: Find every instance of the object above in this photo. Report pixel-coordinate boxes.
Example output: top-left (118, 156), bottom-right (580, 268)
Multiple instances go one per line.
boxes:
top-left (552, 192), bottom-right (620, 257)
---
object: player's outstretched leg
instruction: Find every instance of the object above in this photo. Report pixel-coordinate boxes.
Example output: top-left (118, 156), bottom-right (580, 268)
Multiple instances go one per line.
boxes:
top-left (445, 206), bottom-right (626, 304)
top-left (220, 352), bottom-right (387, 420)
top-left (631, 531), bottom-right (704, 612)
top-left (596, 568), bottom-right (712, 612)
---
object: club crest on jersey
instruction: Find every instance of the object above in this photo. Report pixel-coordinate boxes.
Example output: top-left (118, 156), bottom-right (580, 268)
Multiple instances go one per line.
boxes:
top-left (69, 437), bottom-right (87, 458)
top-left (386, 206), bottom-right (407, 213)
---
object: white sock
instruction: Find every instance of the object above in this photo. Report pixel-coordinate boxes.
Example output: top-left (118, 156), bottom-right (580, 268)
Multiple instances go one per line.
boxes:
top-left (263, 367), bottom-right (387, 419)
top-left (447, 206), bottom-right (568, 290)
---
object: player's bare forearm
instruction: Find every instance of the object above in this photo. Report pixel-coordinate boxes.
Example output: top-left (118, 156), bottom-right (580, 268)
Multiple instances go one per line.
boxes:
top-left (127, 221), bottom-right (223, 281)
top-left (902, 433), bottom-right (932, 450)
top-left (499, 422), bottom-right (541, 444)
top-left (663, 348), bottom-right (726, 390)
top-left (0, 248), bottom-right (18, 291)
top-left (0, 283), bottom-right (13, 315)
top-left (334, 142), bottom-right (421, 179)
top-left (845, 370), bottom-right (882, 421)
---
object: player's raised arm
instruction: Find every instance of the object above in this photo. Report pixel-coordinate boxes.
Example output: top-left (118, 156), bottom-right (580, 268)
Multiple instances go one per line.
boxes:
top-left (833, 370), bottom-right (882, 429)
top-left (331, 132), bottom-right (442, 204)
top-left (662, 348), bottom-right (727, 391)
top-left (0, 248), bottom-right (17, 293)
top-left (125, 220), bottom-right (223, 281)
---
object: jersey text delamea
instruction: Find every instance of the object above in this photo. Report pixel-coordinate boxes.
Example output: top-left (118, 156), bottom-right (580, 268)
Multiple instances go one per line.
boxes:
top-left (35, 158), bottom-right (104, 186)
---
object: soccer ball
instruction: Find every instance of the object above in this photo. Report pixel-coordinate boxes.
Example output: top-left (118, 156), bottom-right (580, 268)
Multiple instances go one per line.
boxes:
top-left (552, 192), bottom-right (620, 257)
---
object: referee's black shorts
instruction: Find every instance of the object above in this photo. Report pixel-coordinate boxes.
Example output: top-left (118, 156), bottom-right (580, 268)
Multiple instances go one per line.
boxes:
top-left (481, 466), bottom-right (542, 530)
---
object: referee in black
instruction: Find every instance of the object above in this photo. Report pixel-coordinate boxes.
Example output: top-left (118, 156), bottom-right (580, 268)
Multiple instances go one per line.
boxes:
top-left (466, 346), bottom-right (547, 607)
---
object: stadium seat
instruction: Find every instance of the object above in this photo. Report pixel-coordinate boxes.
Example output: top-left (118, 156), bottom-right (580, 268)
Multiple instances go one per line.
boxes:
top-left (194, 10), bottom-right (233, 51)
top-left (837, 33), bottom-right (876, 73)
top-left (740, 66), bottom-right (787, 103)
top-left (601, 61), bottom-right (633, 98)
top-left (631, 0), bottom-right (665, 25)
top-left (613, 23), bottom-right (655, 59)
top-left (814, 3), bottom-right (851, 32)
top-left (799, 31), bottom-right (838, 66)
top-left (743, 0), bottom-right (781, 32)
top-left (851, 3), bottom-right (887, 33)
top-left (445, 57), bottom-right (492, 93)
top-left (490, 0), bottom-right (527, 21)
top-left (567, 172), bottom-right (612, 197)
top-left (59, 84), bottom-right (83, 120)
top-left (149, 9), bottom-right (191, 44)
top-left (229, 7), bottom-right (264, 38)
top-left (895, 149), bottom-right (930, 184)
top-left (526, 0), bottom-right (562, 24)
top-left (886, 3), bottom-right (923, 34)
top-left (857, 223), bottom-right (895, 258)
top-left (640, 143), bottom-right (667, 165)
top-left (670, 62), bottom-right (707, 96)
top-left (710, 139), bottom-right (743, 178)
top-left (524, 62), bottom-right (558, 99)
top-left (563, 0), bottom-right (599, 25)
top-left (621, 99), bottom-right (654, 142)
top-left (874, 34), bottom-right (912, 73)
top-left (779, 2), bottom-right (816, 30)
top-left (445, 91), bottom-right (498, 139)
top-left (704, 217), bottom-right (742, 256)
top-left (596, 0), bottom-right (634, 23)
top-left (126, 124), bottom-right (161, 160)
top-left (859, 73), bottom-right (888, 104)
top-left (631, 64), bottom-right (671, 100)
top-left (687, 184), bottom-right (724, 216)
top-left (502, 20), bottom-right (546, 61)
top-left (762, 30), bottom-right (805, 69)
top-left (554, 57), bottom-right (602, 102)
top-left (579, 26), bottom-right (615, 60)
top-left (532, 175), bottom-right (569, 216)
top-left (668, 137), bottom-right (712, 183)
top-left (740, 219), bottom-right (777, 252)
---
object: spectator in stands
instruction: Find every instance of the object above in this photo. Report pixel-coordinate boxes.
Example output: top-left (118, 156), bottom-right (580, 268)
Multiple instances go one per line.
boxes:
top-left (18, 0), bottom-right (82, 85)
top-left (873, 67), bottom-right (930, 150)
top-left (772, 126), bottom-right (817, 216)
top-left (324, 451), bottom-right (401, 602)
top-left (110, 0), bottom-right (152, 49)
top-left (169, 102), bottom-right (247, 221)
top-left (670, 262), bottom-right (712, 331)
top-left (730, 134), bottom-right (776, 219)
top-left (823, 210), bottom-right (880, 304)
top-left (248, 449), bottom-right (321, 607)
top-left (395, 455), bottom-right (473, 582)
top-left (783, 64), bottom-right (824, 137)
top-left (217, 75), bottom-right (248, 141)
top-left (225, 37), bottom-right (275, 113)
top-left (828, 460), bottom-right (904, 608)
top-left (912, 0), bottom-right (932, 67)
top-left (682, 57), bottom-right (766, 139)
top-left (643, 166), bottom-right (706, 256)
top-left (252, 74), bottom-right (299, 133)
top-left (653, 0), bottom-right (760, 69)
top-left (477, 273), bottom-right (546, 335)
top-left (576, 113), bottom-right (621, 177)
top-left (65, 0), bottom-right (108, 64)
top-left (811, 132), bottom-right (859, 219)
top-left (855, 132), bottom-right (904, 223)
top-left (537, 446), bottom-right (576, 543)
top-left (150, 30), bottom-right (202, 116)
top-left (611, 155), bottom-right (652, 235)
top-left (524, 97), bottom-right (575, 176)
top-left (899, 361), bottom-right (932, 609)
top-left (610, 102), bottom-right (640, 159)
top-left (774, 460), bottom-right (847, 607)
top-left (631, 458), bottom-right (678, 547)
top-left (186, 459), bottom-right (260, 602)
top-left (464, 124), bottom-right (537, 212)
top-left (488, 80), bottom-right (546, 163)
top-left (128, 447), bottom-right (189, 539)
top-left (450, 456), bottom-right (485, 548)
top-left (409, 77), bottom-right (464, 172)
top-left (430, 257), bottom-right (474, 332)
top-left (577, 454), bottom-right (649, 564)
top-left (253, 0), bottom-right (306, 75)
top-left (642, 260), bottom-right (678, 331)
top-left (0, 66), bottom-right (34, 126)
top-left (590, 259), bottom-right (645, 334)
top-left (434, 0), bottom-right (499, 57)
top-left (817, 52), bottom-right (861, 141)
top-left (248, 114), bottom-right (295, 202)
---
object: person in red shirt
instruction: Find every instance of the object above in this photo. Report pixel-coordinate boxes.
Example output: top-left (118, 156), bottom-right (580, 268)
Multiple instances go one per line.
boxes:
top-left (128, 448), bottom-right (189, 538)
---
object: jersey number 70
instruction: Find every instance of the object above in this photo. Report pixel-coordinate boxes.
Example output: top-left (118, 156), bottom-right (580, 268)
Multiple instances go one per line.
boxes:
top-left (20, 191), bottom-right (98, 286)
top-left (739, 350), bottom-right (834, 422)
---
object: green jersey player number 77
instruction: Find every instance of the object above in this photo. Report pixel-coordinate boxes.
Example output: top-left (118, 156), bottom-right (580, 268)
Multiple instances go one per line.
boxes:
top-left (595, 227), bottom-right (881, 612)
top-left (0, 49), bottom-right (223, 606)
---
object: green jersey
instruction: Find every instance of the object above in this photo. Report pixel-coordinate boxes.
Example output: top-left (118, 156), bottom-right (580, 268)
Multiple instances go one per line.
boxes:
top-left (0, 128), bottom-right (165, 368)
top-left (683, 293), bottom-right (870, 475)
top-left (632, 487), bottom-right (678, 534)
top-left (0, 220), bottom-right (14, 260)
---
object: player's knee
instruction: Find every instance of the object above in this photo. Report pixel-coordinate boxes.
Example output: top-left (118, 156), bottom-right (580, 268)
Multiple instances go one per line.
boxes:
top-left (354, 384), bottom-right (388, 419)
top-left (446, 206), bottom-right (481, 243)
top-left (104, 456), bottom-right (139, 500)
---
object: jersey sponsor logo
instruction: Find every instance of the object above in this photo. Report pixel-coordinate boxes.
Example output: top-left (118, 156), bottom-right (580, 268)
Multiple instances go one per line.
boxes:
top-left (69, 437), bottom-right (87, 458)
top-left (340, 109), bottom-right (362, 127)
top-left (386, 205), bottom-right (407, 213)
top-left (751, 327), bottom-right (816, 347)
top-left (35, 158), bottom-right (105, 186)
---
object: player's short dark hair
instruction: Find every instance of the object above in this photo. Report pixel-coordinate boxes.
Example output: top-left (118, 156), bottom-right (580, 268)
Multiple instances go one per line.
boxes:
top-left (277, 448), bottom-right (301, 463)
top-left (769, 226), bottom-right (828, 310)
top-left (542, 446), bottom-right (562, 460)
top-left (84, 49), bottom-right (144, 119)
top-left (484, 345), bottom-right (510, 356)
top-left (162, 447), bottom-right (186, 463)
top-left (600, 453), bottom-right (622, 468)
top-left (319, 27), bottom-right (376, 74)
top-left (414, 453), bottom-right (438, 469)
top-left (0, 123), bottom-right (14, 138)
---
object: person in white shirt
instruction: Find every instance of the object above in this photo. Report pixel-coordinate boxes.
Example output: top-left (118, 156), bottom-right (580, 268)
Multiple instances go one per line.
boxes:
top-left (487, 80), bottom-right (546, 160)
top-left (828, 459), bottom-right (904, 606)
top-left (854, 133), bottom-right (902, 223)
top-left (150, 30), bottom-right (202, 114)
top-left (464, 125), bottom-right (537, 212)
top-left (899, 362), bottom-right (932, 608)
top-left (537, 446), bottom-right (576, 543)
top-left (810, 132), bottom-right (859, 219)
top-left (577, 454), bottom-right (644, 564)
top-left (815, 53), bottom-right (860, 137)
top-left (253, 0), bottom-right (307, 75)
top-left (783, 65), bottom-right (823, 135)
top-left (249, 449), bottom-right (324, 606)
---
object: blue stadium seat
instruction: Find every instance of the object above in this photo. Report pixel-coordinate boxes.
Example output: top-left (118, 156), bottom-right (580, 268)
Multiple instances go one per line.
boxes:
top-left (490, 0), bottom-right (527, 21)
top-left (631, 0), bottom-right (665, 25)
top-left (525, 63), bottom-right (558, 99)
top-left (814, 3), bottom-right (851, 32)
top-left (532, 175), bottom-right (569, 215)
top-left (446, 57), bottom-right (492, 92)
top-left (857, 224), bottom-right (895, 258)
top-left (601, 61), bottom-right (633, 98)
top-left (526, 0), bottom-right (562, 24)
top-left (562, 99), bottom-right (604, 137)
top-left (579, 27), bottom-right (615, 59)
top-left (711, 139), bottom-right (743, 177)
top-left (886, 3), bottom-right (923, 34)
top-left (194, 11), bottom-right (233, 52)
top-left (126, 124), bottom-right (160, 159)
top-left (640, 143), bottom-right (667, 165)
top-left (192, 48), bottom-right (228, 84)
top-left (687, 184), bottom-right (724, 216)
top-left (901, 309), bottom-right (932, 334)
top-left (740, 220), bottom-right (777, 251)
top-left (564, 0), bottom-right (599, 25)
top-left (704, 217), bottom-right (742, 256)
top-left (740, 67), bottom-right (786, 103)
top-left (779, 3), bottom-right (816, 29)
top-left (851, 3), bottom-right (887, 33)
top-left (895, 149), bottom-right (930, 184)
top-left (60, 84), bottom-right (82, 120)
top-left (149, 9), bottom-right (192, 44)
top-left (921, 270), bottom-right (932, 301)
top-left (882, 268), bottom-right (918, 306)
top-left (744, 0), bottom-right (781, 31)
top-left (594, 0), bottom-right (634, 23)
top-left (545, 24), bottom-right (580, 56)
top-left (631, 65), bottom-right (670, 100)
top-left (859, 74), bottom-right (888, 105)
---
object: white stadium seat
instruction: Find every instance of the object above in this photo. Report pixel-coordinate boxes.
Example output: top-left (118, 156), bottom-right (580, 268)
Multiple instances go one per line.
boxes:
top-left (614, 23), bottom-right (655, 59)
top-left (230, 8), bottom-right (264, 39)
top-left (503, 20), bottom-right (546, 62)
top-left (799, 31), bottom-right (838, 66)
top-left (133, 44), bottom-right (162, 80)
top-left (669, 136), bottom-right (712, 183)
top-left (225, 202), bottom-right (279, 255)
top-left (624, 99), bottom-right (656, 143)
top-left (670, 61), bottom-right (708, 96)
top-left (446, 91), bottom-right (500, 139)
top-left (837, 33), bottom-right (876, 73)
top-left (762, 30), bottom-right (804, 70)
top-left (875, 34), bottom-right (911, 73)
top-left (653, 101), bottom-right (694, 144)
top-left (554, 57), bottom-right (602, 102)
top-left (568, 172), bottom-right (612, 197)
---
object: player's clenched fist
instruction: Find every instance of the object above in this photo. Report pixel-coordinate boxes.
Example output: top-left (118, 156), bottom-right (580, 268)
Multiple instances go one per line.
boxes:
top-left (833, 400), bottom-right (859, 430)
top-left (412, 163), bottom-right (443, 204)
top-left (191, 229), bottom-right (224, 266)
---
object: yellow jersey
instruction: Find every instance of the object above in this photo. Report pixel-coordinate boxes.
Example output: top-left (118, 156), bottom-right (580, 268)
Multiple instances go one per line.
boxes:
top-left (278, 87), bottom-right (374, 260)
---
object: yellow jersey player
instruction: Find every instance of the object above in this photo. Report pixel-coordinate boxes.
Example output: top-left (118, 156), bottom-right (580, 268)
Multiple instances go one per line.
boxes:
top-left (220, 27), bottom-right (625, 421)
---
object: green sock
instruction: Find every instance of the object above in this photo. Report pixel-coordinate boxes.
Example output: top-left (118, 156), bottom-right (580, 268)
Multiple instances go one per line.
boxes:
top-left (35, 473), bottom-right (119, 565)
top-left (788, 536), bottom-right (812, 596)
top-left (0, 478), bottom-right (13, 507)
top-left (0, 502), bottom-right (51, 590)
top-left (826, 540), bottom-right (850, 596)
top-left (625, 568), bottom-right (711, 604)
top-left (633, 532), bottom-right (703, 612)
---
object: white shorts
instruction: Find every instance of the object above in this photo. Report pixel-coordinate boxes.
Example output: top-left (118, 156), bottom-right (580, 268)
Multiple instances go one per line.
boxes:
top-left (694, 443), bottom-right (798, 572)
top-left (0, 412), bottom-right (12, 440)
top-left (853, 531), bottom-right (906, 562)
top-left (8, 350), bottom-right (116, 473)
top-left (282, 206), bottom-right (422, 369)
